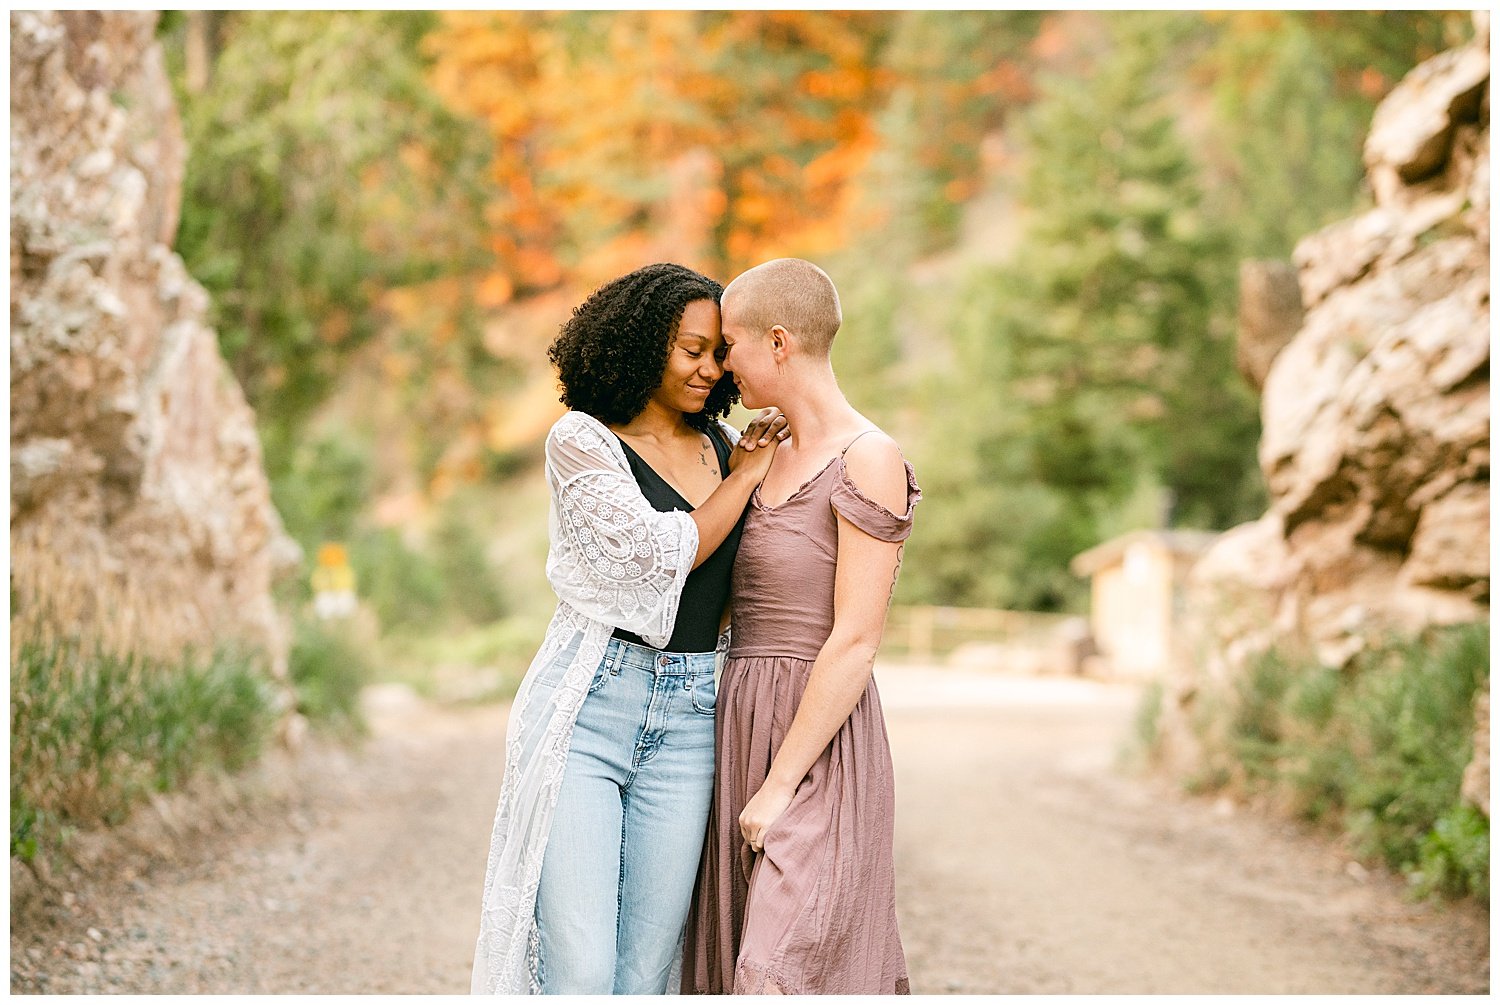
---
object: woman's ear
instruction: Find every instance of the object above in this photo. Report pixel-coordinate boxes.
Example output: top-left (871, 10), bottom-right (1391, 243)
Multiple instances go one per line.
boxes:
top-left (769, 324), bottom-right (789, 360)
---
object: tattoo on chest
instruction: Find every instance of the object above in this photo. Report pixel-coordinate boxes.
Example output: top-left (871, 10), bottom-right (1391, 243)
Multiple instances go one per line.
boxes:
top-left (699, 436), bottom-right (711, 467)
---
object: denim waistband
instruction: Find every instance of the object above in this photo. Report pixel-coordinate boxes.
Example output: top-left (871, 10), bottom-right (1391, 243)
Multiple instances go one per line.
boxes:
top-left (605, 635), bottom-right (717, 676)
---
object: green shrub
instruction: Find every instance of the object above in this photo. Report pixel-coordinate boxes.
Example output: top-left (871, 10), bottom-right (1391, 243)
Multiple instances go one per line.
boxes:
top-left (430, 492), bottom-right (509, 626)
top-left (380, 614), bottom-right (545, 705)
top-left (272, 432), bottom-right (374, 548)
top-left (1338, 626), bottom-right (1487, 874)
top-left (1130, 678), bottom-right (1165, 761)
top-left (1411, 804), bottom-right (1489, 900)
top-left (349, 527), bottom-right (448, 631)
top-left (1182, 622), bottom-right (1488, 900)
top-left (1232, 648), bottom-right (1298, 786)
top-left (11, 638), bottom-right (277, 862)
top-left (288, 615), bottom-right (375, 735)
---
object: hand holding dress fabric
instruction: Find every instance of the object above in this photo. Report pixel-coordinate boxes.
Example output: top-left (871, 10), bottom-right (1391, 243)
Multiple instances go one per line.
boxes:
top-left (739, 778), bottom-right (794, 853)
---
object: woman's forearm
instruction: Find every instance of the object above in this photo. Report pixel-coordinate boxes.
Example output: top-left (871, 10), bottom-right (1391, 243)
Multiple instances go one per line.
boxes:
top-left (763, 631), bottom-right (879, 792)
top-left (688, 466), bottom-right (759, 568)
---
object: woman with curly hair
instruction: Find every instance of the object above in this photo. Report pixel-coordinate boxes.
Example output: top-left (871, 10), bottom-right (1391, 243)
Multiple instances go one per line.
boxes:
top-left (471, 262), bottom-right (787, 995)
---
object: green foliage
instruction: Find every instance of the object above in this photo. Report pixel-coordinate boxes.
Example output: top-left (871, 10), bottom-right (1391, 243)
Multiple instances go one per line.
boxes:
top-left (1231, 648), bottom-right (1298, 783)
top-left (380, 614), bottom-right (546, 705)
top-left (863, 11), bottom-right (1043, 254)
top-left (837, 12), bottom-right (1459, 610)
top-left (288, 616), bottom-right (375, 735)
top-left (349, 528), bottom-right (449, 632)
top-left (1014, 13), bottom-right (1260, 532)
top-left (1412, 804), bottom-right (1489, 900)
top-left (891, 14), bottom-right (1266, 610)
top-left (430, 489), bottom-right (510, 626)
top-left (1195, 11), bottom-right (1469, 260)
top-left (1340, 628), bottom-right (1488, 875)
top-left (272, 430), bottom-right (375, 549)
top-left (1184, 623), bottom-right (1489, 900)
top-left (340, 493), bottom-right (510, 635)
top-left (168, 11), bottom-right (491, 479)
top-left (11, 638), bottom-right (277, 862)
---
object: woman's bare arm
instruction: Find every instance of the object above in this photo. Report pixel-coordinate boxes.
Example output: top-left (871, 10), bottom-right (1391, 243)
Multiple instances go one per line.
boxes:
top-left (687, 409), bottom-right (785, 569)
top-left (737, 434), bottom-right (909, 850)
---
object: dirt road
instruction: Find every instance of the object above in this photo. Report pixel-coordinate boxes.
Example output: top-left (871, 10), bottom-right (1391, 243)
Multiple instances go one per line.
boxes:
top-left (10, 665), bottom-right (1489, 994)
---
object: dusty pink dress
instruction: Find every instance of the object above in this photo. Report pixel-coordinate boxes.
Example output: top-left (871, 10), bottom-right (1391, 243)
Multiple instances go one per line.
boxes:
top-left (684, 442), bottom-right (921, 995)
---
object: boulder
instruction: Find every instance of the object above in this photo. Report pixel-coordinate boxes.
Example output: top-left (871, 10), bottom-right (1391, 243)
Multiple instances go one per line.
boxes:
top-left (10, 12), bottom-right (297, 683)
top-left (1247, 25), bottom-right (1489, 666)
top-left (1169, 25), bottom-right (1489, 803)
top-left (1235, 260), bottom-right (1303, 393)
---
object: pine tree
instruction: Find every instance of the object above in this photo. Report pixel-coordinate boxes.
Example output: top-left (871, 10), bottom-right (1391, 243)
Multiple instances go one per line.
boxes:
top-left (1007, 13), bottom-right (1260, 531)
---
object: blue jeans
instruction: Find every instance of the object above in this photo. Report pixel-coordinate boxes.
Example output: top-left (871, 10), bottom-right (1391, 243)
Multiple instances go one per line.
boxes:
top-left (535, 636), bottom-right (718, 994)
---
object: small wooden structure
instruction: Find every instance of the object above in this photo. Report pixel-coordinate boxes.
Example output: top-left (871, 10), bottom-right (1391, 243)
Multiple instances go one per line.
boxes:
top-left (1070, 529), bottom-right (1218, 680)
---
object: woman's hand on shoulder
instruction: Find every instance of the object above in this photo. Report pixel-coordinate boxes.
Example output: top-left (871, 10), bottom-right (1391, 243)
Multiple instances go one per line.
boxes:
top-left (728, 407), bottom-right (789, 479)
top-left (736, 407), bottom-right (788, 452)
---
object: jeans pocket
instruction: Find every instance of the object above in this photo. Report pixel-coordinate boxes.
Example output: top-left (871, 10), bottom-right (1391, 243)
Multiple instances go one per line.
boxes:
top-left (587, 652), bottom-right (614, 695)
top-left (688, 670), bottom-right (717, 715)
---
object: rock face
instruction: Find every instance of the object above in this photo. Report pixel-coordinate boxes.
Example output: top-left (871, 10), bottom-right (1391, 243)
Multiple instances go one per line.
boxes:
top-left (1261, 20), bottom-right (1488, 663)
top-left (1235, 260), bottom-right (1303, 394)
top-left (1163, 24), bottom-right (1489, 791)
top-left (10, 12), bottom-right (298, 683)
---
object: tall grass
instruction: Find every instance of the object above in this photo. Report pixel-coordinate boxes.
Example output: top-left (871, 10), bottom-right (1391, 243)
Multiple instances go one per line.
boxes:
top-left (1192, 622), bottom-right (1489, 900)
top-left (10, 542), bottom-right (285, 863)
top-left (10, 638), bottom-right (277, 862)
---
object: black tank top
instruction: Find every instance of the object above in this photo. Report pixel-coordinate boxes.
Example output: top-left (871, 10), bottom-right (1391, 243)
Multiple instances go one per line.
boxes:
top-left (612, 427), bottom-right (745, 654)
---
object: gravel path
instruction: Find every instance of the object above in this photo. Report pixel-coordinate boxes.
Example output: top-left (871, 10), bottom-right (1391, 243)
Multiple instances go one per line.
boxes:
top-left (10, 666), bottom-right (1490, 994)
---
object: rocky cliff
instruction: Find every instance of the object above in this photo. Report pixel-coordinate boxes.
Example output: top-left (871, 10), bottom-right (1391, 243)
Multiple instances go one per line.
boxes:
top-left (1161, 20), bottom-right (1489, 807)
top-left (10, 12), bottom-right (298, 684)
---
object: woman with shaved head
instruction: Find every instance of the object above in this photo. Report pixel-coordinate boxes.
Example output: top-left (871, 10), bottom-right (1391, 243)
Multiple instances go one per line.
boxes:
top-left (684, 258), bottom-right (921, 995)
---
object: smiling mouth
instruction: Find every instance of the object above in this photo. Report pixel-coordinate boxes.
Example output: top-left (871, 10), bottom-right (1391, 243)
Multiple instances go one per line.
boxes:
top-left (687, 385), bottom-right (712, 393)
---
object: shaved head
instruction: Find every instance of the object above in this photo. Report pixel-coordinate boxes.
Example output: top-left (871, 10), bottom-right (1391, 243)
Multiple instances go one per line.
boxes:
top-left (721, 258), bottom-right (842, 357)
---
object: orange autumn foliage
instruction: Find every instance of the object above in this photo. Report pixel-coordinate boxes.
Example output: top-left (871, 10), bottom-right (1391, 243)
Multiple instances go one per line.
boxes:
top-left (422, 11), bottom-right (897, 290)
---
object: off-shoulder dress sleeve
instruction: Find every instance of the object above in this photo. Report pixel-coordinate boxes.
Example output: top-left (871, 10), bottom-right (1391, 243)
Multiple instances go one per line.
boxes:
top-left (543, 411), bottom-right (698, 648)
top-left (830, 456), bottom-right (922, 543)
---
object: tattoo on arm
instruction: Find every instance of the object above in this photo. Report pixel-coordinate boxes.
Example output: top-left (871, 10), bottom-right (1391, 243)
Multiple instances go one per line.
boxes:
top-left (887, 544), bottom-right (904, 609)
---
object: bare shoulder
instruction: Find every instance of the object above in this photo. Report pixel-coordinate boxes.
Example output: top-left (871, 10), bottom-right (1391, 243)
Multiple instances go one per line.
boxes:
top-left (839, 428), bottom-right (909, 513)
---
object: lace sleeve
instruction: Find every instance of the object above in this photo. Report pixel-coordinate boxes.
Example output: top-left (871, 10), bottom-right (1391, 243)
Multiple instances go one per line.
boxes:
top-left (543, 412), bottom-right (698, 648)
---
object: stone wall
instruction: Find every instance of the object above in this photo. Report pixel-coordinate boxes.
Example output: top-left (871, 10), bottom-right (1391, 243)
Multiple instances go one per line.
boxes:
top-left (10, 12), bottom-right (298, 686)
top-left (1159, 21), bottom-right (1489, 802)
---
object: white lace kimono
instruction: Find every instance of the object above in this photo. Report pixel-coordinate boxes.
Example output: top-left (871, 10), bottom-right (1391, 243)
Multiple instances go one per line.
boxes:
top-left (471, 409), bottom-right (733, 994)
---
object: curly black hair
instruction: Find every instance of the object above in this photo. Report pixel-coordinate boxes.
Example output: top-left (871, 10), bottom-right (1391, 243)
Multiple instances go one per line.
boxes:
top-left (548, 262), bottom-right (738, 432)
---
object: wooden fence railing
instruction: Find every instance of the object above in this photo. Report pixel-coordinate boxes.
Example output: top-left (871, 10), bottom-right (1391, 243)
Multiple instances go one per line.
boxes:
top-left (881, 605), bottom-right (1078, 665)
